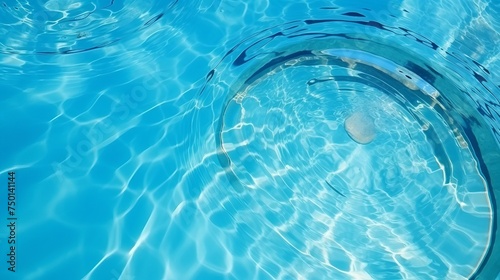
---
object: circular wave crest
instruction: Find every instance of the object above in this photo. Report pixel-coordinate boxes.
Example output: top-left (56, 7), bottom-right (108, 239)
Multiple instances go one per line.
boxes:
top-left (198, 11), bottom-right (499, 280)
top-left (0, 0), bottom-right (219, 55)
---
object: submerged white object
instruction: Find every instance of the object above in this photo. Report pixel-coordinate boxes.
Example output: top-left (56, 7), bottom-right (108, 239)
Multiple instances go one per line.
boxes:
top-left (344, 111), bottom-right (376, 144)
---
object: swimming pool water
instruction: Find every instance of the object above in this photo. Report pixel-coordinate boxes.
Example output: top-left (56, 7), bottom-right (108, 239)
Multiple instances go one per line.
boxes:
top-left (0, 0), bottom-right (499, 279)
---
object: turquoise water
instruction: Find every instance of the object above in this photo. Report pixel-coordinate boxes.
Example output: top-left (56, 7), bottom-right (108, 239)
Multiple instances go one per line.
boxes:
top-left (0, 0), bottom-right (499, 279)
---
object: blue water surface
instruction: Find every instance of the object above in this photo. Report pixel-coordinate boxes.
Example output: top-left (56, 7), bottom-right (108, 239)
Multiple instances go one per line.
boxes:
top-left (0, 0), bottom-right (499, 279)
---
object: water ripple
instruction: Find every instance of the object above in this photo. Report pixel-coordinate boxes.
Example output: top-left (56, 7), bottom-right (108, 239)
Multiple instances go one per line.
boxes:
top-left (1, 1), bottom-right (499, 279)
top-left (0, 0), bottom-right (215, 55)
top-left (196, 8), bottom-right (499, 279)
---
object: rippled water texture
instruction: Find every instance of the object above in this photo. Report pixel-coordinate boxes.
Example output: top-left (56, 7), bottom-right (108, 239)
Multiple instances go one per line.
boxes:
top-left (0, 0), bottom-right (191, 54)
top-left (1, 0), bottom-right (499, 279)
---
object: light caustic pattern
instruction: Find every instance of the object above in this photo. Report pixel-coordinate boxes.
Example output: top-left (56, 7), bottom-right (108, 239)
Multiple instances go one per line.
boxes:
top-left (0, 0), bottom-right (499, 279)
top-left (0, 0), bottom-right (210, 55)
top-left (218, 50), bottom-right (493, 279)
